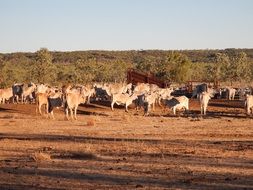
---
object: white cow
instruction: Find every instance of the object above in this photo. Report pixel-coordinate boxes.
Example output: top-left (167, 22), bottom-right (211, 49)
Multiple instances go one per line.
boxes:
top-left (0, 88), bottom-right (13, 104)
top-left (164, 96), bottom-right (189, 115)
top-left (65, 88), bottom-right (87, 120)
top-left (111, 93), bottom-right (138, 112)
top-left (143, 92), bottom-right (159, 115)
top-left (227, 87), bottom-right (236, 100)
top-left (21, 82), bottom-right (37, 103)
top-left (199, 91), bottom-right (213, 115)
top-left (245, 95), bottom-right (253, 116)
top-left (36, 92), bottom-right (49, 115)
top-left (133, 83), bottom-right (150, 94)
top-left (157, 87), bottom-right (174, 106)
top-left (103, 83), bottom-right (132, 97)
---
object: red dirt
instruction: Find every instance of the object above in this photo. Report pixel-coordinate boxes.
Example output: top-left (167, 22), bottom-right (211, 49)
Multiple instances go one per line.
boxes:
top-left (0, 99), bottom-right (252, 189)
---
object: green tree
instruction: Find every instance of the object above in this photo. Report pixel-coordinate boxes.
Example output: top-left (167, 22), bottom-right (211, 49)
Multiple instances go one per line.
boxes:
top-left (73, 59), bottom-right (97, 84)
top-left (156, 52), bottom-right (192, 83)
top-left (31, 48), bottom-right (56, 84)
top-left (205, 53), bottom-right (229, 82)
top-left (225, 52), bottom-right (251, 83)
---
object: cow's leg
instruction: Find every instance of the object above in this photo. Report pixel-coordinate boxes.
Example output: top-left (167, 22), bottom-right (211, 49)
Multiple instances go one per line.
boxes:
top-left (87, 96), bottom-right (91, 104)
top-left (247, 106), bottom-right (250, 115)
top-left (200, 106), bottom-right (203, 115)
top-left (50, 111), bottom-right (55, 119)
top-left (111, 102), bottom-right (114, 111)
top-left (45, 103), bottom-right (48, 115)
top-left (65, 107), bottom-right (69, 120)
top-left (173, 107), bottom-right (176, 115)
top-left (152, 103), bottom-right (155, 111)
top-left (38, 103), bottom-right (42, 115)
top-left (125, 103), bottom-right (129, 112)
top-left (70, 108), bottom-right (74, 120)
top-left (158, 97), bottom-right (162, 107)
top-left (74, 107), bottom-right (77, 120)
top-left (204, 106), bottom-right (206, 115)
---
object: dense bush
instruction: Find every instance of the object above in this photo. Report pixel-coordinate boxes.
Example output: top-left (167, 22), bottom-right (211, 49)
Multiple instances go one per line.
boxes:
top-left (0, 48), bottom-right (253, 88)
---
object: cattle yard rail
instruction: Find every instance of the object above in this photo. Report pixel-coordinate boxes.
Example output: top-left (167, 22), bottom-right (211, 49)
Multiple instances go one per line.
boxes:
top-left (127, 69), bottom-right (168, 88)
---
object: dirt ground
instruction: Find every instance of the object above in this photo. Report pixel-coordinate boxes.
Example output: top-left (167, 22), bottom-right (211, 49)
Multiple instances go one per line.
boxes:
top-left (0, 99), bottom-right (252, 190)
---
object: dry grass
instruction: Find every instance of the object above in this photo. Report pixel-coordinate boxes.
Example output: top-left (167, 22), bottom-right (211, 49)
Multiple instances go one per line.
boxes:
top-left (32, 152), bottom-right (51, 162)
top-left (86, 117), bottom-right (96, 126)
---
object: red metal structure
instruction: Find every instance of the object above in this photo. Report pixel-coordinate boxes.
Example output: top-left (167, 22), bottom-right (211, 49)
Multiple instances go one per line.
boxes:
top-left (127, 69), bottom-right (168, 88)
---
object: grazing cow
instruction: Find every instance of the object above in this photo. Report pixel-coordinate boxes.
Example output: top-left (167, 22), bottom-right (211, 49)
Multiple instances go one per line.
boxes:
top-left (199, 91), bottom-right (213, 115)
top-left (65, 89), bottom-right (87, 120)
top-left (111, 93), bottom-right (138, 112)
top-left (245, 95), bottom-right (253, 116)
top-left (191, 83), bottom-right (208, 99)
top-left (164, 96), bottom-right (189, 115)
top-left (0, 88), bottom-right (13, 104)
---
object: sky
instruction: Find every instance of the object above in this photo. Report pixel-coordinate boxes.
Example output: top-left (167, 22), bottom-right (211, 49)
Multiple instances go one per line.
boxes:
top-left (0, 0), bottom-right (253, 53)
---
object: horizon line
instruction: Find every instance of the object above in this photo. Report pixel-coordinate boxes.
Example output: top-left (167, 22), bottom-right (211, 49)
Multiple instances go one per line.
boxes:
top-left (1, 47), bottom-right (253, 54)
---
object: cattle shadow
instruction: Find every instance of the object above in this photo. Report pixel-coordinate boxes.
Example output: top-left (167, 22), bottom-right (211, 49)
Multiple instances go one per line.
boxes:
top-left (198, 111), bottom-right (251, 119)
top-left (76, 109), bottom-right (109, 117)
top-left (79, 102), bottom-right (108, 110)
top-left (0, 107), bottom-right (14, 112)
top-left (146, 109), bottom-right (251, 120)
top-left (209, 100), bottom-right (245, 109)
top-left (1, 165), bottom-right (252, 190)
top-left (1, 133), bottom-right (252, 148)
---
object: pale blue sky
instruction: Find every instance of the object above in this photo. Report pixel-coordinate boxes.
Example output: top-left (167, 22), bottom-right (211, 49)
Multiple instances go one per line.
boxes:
top-left (0, 0), bottom-right (252, 53)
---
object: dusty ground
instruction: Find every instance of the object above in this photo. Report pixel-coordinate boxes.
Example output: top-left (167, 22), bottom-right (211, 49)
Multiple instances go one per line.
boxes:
top-left (0, 99), bottom-right (252, 190)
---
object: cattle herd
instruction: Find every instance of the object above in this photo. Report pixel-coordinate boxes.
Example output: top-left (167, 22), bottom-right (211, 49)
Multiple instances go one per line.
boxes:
top-left (0, 82), bottom-right (253, 119)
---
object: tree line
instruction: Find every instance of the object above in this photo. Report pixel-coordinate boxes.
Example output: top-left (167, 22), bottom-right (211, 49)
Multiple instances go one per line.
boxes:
top-left (0, 48), bottom-right (253, 88)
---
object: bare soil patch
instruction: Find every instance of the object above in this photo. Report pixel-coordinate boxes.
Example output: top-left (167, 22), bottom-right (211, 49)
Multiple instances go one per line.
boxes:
top-left (0, 99), bottom-right (252, 189)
